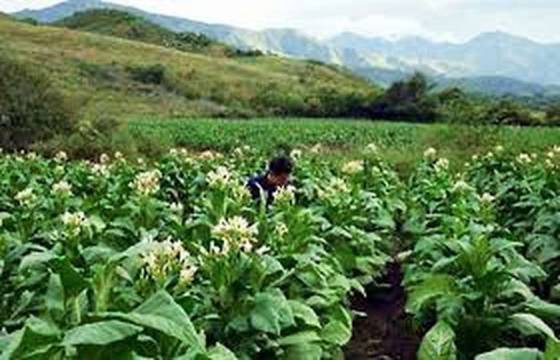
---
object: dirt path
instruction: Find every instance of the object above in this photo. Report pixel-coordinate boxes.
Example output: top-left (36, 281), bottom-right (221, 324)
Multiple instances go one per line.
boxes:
top-left (344, 262), bottom-right (421, 360)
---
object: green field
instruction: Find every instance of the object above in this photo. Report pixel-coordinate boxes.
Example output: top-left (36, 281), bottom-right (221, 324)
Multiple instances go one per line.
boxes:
top-left (126, 118), bottom-right (560, 172)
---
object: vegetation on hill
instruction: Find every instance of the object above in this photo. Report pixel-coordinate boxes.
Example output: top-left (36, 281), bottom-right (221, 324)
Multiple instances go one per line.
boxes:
top-left (54, 9), bottom-right (261, 57)
top-left (0, 15), bottom-right (378, 135)
top-left (0, 54), bottom-right (74, 150)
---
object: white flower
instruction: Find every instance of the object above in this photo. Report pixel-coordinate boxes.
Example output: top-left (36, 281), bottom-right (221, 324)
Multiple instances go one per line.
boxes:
top-left (317, 178), bottom-right (350, 201)
top-left (137, 158), bottom-right (145, 166)
top-left (198, 150), bottom-right (222, 160)
top-left (26, 152), bottom-right (38, 160)
top-left (310, 144), bottom-right (323, 154)
top-left (61, 211), bottom-right (88, 236)
top-left (547, 151), bottom-right (555, 159)
top-left (207, 166), bottom-right (233, 189)
top-left (211, 216), bottom-right (258, 253)
top-left (434, 158), bottom-right (450, 172)
top-left (274, 185), bottom-right (296, 205)
top-left (290, 149), bottom-right (302, 160)
top-left (169, 202), bottom-right (184, 214)
top-left (545, 159), bottom-right (555, 168)
top-left (141, 239), bottom-right (196, 284)
top-left (99, 153), bottom-right (110, 164)
top-left (495, 145), bottom-right (504, 153)
top-left (517, 153), bottom-right (532, 164)
top-left (132, 170), bottom-right (162, 195)
top-left (451, 180), bottom-right (472, 193)
top-left (52, 180), bottom-right (72, 196)
top-left (15, 188), bottom-right (36, 206)
top-left (91, 163), bottom-right (109, 176)
top-left (472, 154), bottom-right (479, 161)
top-left (114, 151), bottom-right (124, 161)
top-left (179, 266), bottom-right (198, 285)
top-left (232, 184), bottom-right (251, 202)
top-left (553, 146), bottom-right (560, 154)
top-left (274, 223), bottom-right (289, 237)
top-left (480, 192), bottom-right (496, 204)
top-left (342, 160), bottom-right (364, 175)
top-left (364, 143), bottom-right (379, 155)
top-left (424, 148), bottom-right (437, 160)
top-left (486, 152), bottom-right (494, 159)
top-left (55, 151), bottom-right (68, 162)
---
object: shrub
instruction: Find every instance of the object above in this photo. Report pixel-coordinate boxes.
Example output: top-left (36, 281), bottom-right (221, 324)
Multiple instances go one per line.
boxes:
top-left (545, 103), bottom-right (560, 126)
top-left (127, 63), bottom-right (166, 85)
top-left (0, 55), bottom-right (74, 151)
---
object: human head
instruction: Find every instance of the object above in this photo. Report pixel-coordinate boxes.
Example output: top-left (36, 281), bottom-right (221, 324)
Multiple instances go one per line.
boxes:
top-left (267, 156), bottom-right (294, 187)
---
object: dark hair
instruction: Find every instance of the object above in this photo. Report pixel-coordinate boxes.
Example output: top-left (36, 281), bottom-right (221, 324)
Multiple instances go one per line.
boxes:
top-left (269, 156), bottom-right (294, 175)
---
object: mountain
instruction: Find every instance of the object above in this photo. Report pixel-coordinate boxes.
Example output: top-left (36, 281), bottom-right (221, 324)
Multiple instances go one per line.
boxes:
top-left (0, 14), bottom-right (375, 121)
top-left (14, 0), bottom-right (560, 93)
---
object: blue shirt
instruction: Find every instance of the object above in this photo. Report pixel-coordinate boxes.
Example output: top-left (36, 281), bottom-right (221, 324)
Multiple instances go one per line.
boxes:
top-left (247, 173), bottom-right (277, 205)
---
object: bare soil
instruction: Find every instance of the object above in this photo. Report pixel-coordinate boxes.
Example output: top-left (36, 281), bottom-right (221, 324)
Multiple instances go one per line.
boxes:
top-left (344, 262), bottom-right (421, 360)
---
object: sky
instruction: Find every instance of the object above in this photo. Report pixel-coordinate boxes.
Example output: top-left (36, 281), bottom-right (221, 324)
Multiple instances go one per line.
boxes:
top-left (1, 0), bottom-right (560, 43)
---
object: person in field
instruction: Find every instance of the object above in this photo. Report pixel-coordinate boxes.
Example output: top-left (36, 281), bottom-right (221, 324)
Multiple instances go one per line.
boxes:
top-left (247, 156), bottom-right (293, 205)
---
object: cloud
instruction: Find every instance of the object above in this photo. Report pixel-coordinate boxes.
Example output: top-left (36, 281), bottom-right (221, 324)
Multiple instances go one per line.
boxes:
top-left (1, 0), bottom-right (559, 43)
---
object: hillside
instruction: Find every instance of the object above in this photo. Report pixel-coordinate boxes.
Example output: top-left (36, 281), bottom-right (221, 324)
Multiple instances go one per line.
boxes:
top-left (54, 9), bottom-right (247, 57)
top-left (15, 0), bottom-right (560, 96)
top-left (0, 15), bottom-right (377, 121)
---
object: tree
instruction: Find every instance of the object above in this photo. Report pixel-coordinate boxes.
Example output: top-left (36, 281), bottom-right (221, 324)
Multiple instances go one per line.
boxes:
top-left (370, 72), bottom-right (438, 122)
top-left (545, 103), bottom-right (560, 125)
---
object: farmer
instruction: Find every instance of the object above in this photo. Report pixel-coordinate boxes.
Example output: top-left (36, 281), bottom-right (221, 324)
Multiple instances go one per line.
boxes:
top-left (247, 155), bottom-right (294, 205)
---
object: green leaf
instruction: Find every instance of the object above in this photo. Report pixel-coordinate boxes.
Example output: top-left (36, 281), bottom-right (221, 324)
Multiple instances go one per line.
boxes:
top-left (545, 339), bottom-right (560, 360)
top-left (527, 298), bottom-right (560, 319)
top-left (407, 275), bottom-right (456, 314)
top-left (105, 290), bottom-right (204, 350)
top-left (288, 300), bottom-right (321, 328)
top-left (278, 331), bottom-right (321, 346)
top-left (281, 343), bottom-right (322, 360)
top-left (45, 273), bottom-right (65, 321)
top-left (250, 290), bottom-right (294, 335)
top-left (320, 320), bottom-right (351, 346)
top-left (207, 344), bottom-right (238, 360)
top-left (63, 320), bottom-right (142, 346)
top-left (475, 348), bottom-right (542, 360)
top-left (418, 321), bottom-right (457, 360)
top-left (510, 313), bottom-right (558, 341)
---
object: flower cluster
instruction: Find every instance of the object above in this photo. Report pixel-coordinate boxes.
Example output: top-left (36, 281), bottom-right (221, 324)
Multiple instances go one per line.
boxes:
top-left (55, 151), bottom-right (68, 163)
top-left (52, 180), bottom-right (72, 196)
top-left (141, 239), bottom-right (197, 286)
top-left (434, 158), bottom-right (450, 172)
top-left (317, 178), bottom-right (351, 201)
top-left (290, 149), bottom-right (302, 160)
top-left (424, 147), bottom-right (437, 160)
top-left (132, 170), bottom-right (162, 196)
top-left (61, 211), bottom-right (89, 236)
top-left (517, 153), bottom-right (533, 165)
top-left (274, 185), bottom-right (296, 206)
top-left (274, 222), bottom-right (289, 237)
top-left (211, 216), bottom-right (259, 254)
top-left (451, 180), bottom-right (472, 194)
top-left (207, 166), bottom-right (233, 189)
top-left (364, 143), bottom-right (379, 156)
top-left (342, 160), bottom-right (364, 175)
top-left (479, 192), bottom-right (496, 204)
top-left (197, 150), bottom-right (223, 161)
top-left (15, 188), bottom-right (36, 206)
top-left (99, 153), bottom-right (110, 165)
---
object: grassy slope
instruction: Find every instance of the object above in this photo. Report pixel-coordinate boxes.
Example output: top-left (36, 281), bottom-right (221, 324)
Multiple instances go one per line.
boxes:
top-left (0, 16), bottom-right (378, 121)
top-left (53, 9), bottom-right (235, 57)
